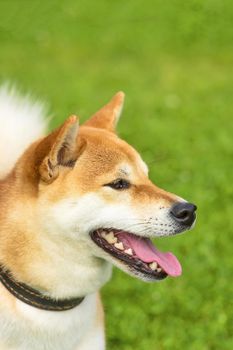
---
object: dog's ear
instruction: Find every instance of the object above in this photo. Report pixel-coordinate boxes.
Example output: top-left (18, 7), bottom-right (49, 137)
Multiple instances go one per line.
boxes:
top-left (38, 115), bottom-right (80, 183)
top-left (84, 91), bottom-right (125, 132)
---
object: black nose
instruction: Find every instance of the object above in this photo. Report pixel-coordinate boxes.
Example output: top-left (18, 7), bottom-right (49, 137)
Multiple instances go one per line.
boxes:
top-left (171, 202), bottom-right (197, 226)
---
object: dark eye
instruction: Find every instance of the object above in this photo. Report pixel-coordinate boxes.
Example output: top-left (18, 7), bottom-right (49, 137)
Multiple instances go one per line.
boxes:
top-left (104, 178), bottom-right (131, 190)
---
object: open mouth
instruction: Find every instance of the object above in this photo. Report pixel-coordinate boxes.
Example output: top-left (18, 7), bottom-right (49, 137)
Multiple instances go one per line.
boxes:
top-left (91, 229), bottom-right (182, 281)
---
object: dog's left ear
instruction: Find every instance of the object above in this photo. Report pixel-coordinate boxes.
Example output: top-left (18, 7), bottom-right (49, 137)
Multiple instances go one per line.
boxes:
top-left (38, 115), bottom-right (80, 183)
top-left (84, 91), bottom-right (125, 132)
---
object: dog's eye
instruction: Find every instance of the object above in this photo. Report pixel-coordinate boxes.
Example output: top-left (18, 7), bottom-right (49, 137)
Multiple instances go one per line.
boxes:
top-left (104, 179), bottom-right (131, 190)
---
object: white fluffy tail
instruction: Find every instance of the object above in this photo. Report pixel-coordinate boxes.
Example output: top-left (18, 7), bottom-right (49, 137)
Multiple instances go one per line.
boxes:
top-left (0, 84), bottom-right (48, 178)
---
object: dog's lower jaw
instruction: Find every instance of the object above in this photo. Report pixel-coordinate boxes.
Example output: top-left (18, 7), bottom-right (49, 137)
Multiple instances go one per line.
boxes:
top-left (38, 257), bottom-right (113, 301)
top-left (35, 235), bottom-right (113, 300)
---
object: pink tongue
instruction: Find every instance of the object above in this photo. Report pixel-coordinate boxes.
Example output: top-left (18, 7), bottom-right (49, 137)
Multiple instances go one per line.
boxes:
top-left (118, 233), bottom-right (182, 277)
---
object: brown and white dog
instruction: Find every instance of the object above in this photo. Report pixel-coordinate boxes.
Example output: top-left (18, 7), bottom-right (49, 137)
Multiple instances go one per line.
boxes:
top-left (0, 86), bottom-right (196, 349)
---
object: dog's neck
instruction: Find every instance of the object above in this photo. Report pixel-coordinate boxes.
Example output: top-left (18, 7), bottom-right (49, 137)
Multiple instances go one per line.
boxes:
top-left (0, 266), bottom-right (85, 311)
top-left (0, 175), bottom-right (112, 300)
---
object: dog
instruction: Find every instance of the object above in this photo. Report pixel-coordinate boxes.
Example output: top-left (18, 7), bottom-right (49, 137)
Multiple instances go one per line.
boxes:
top-left (0, 86), bottom-right (196, 349)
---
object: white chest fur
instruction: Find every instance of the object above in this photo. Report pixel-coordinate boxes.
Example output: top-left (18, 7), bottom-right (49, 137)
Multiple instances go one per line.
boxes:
top-left (0, 290), bottom-right (103, 350)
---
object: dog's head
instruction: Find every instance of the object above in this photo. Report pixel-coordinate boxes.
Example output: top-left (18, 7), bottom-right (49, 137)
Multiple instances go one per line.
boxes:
top-left (20, 92), bottom-right (196, 286)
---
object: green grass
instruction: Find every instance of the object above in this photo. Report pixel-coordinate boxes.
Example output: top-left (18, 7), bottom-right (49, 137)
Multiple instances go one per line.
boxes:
top-left (0, 1), bottom-right (232, 349)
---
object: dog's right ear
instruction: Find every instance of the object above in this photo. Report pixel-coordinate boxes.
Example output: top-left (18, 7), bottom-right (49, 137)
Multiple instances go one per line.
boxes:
top-left (84, 91), bottom-right (125, 132)
top-left (36, 116), bottom-right (80, 183)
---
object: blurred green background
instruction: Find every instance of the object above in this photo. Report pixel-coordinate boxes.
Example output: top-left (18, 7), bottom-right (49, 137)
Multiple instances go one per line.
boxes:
top-left (0, 1), bottom-right (232, 349)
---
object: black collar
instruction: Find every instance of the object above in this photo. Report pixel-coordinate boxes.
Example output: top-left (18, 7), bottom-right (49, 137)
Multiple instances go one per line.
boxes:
top-left (0, 266), bottom-right (84, 311)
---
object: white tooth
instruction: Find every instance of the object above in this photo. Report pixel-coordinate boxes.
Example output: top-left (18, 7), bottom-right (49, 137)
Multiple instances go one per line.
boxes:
top-left (157, 267), bottom-right (162, 272)
top-left (103, 232), bottom-right (117, 244)
top-left (125, 248), bottom-right (133, 256)
top-left (114, 242), bottom-right (124, 250)
top-left (149, 262), bottom-right (158, 271)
